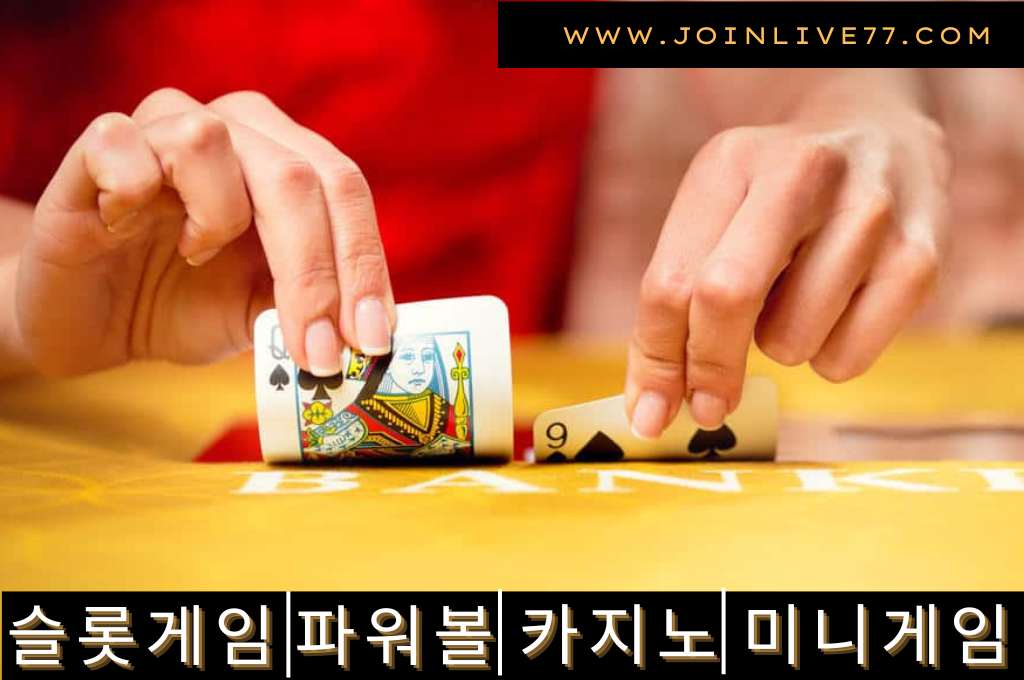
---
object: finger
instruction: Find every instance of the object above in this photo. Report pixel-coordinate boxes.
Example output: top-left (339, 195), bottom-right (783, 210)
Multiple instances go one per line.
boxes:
top-left (225, 122), bottom-right (344, 376)
top-left (132, 88), bottom-right (253, 266)
top-left (754, 187), bottom-right (893, 365)
top-left (20, 113), bottom-right (162, 376)
top-left (34, 112), bottom-right (163, 263)
top-left (140, 110), bottom-right (252, 265)
top-left (134, 88), bottom-right (344, 376)
top-left (686, 140), bottom-right (845, 427)
top-left (811, 207), bottom-right (944, 382)
top-left (625, 130), bottom-right (751, 439)
top-left (208, 91), bottom-right (395, 355)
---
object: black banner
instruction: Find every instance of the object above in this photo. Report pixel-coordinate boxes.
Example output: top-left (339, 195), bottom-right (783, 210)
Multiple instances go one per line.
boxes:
top-left (2, 590), bottom-right (1016, 676)
top-left (497, 2), bottom-right (1023, 67)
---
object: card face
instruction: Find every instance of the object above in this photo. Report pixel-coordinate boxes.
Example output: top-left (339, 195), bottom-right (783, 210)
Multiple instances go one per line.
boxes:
top-left (255, 296), bottom-right (513, 463)
top-left (531, 377), bottom-right (777, 462)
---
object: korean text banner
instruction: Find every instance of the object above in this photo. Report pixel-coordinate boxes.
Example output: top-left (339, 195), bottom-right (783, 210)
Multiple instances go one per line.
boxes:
top-left (3, 590), bottom-right (1016, 677)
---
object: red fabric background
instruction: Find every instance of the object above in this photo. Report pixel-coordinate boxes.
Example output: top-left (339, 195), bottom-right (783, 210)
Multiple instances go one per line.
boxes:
top-left (0, 0), bottom-right (594, 332)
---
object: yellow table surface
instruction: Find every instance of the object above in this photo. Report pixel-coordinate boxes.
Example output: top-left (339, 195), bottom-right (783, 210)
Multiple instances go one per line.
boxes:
top-left (2, 332), bottom-right (1024, 598)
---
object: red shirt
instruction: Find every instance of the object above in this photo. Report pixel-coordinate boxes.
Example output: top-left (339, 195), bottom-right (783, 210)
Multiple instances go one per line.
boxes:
top-left (0, 1), bottom-right (594, 333)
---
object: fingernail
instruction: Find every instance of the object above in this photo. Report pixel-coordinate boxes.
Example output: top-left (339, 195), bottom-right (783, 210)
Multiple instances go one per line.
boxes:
top-left (630, 391), bottom-right (669, 440)
top-left (105, 210), bottom-right (139, 235)
top-left (355, 297), bottom-right (392, 356)
top-left (304, 317), bottom-right (343, 377)
top-left (690, 390), bottom-right (727, 428)
top-left (185, 247), bottom-right (220, 267)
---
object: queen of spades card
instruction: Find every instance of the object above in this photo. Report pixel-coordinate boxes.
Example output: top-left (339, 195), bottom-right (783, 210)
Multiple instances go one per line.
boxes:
top-left (299, 333), bottom-right (473, 461)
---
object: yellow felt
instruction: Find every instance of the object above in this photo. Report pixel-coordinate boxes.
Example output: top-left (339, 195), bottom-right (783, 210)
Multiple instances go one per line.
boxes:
top-left (1, 332), bottom-right (1023, 602)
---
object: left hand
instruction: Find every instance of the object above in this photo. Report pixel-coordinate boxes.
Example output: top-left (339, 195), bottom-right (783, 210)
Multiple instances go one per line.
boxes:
top-left (625, 103), bottom-right (951, 438)
top-left (14, 88), bottom-right (395, 378)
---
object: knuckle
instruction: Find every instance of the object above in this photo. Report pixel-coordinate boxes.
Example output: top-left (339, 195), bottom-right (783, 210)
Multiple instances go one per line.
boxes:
top-left (628, 341), bottom-right (685, 384)
top-left (87, 112), bottom-right (135, 146)
top-left (790, 137), bottom-right (847, 181)
top-left (693, 261), bottom-right (760, 312)
top-left (322, 158), bottom-right (372, 203)
top-left (855, 186), bottom-right (898, 236)
top-left (921, 120), bottom-right (954, 187)
top-left (701, 126), bottom-right (756, 164)
top-left (900, 239), bottom-right (941, 292)
top-left (270, 158), bottom-right (321, 195)
top-left (338, 236), bottom-right (385, 268)
top-left (640, 266), bottom-right (693, 315)
top-left (919, 114), bottom-right (948, 149)
top-left (287, 261), bottom-right (339, 298)
top-left (134, 87), bottom-right (192, 117)
top-left (755, 325), bottom-right (809, 367)
top-left (211, 89), bottom-right (276, 110)
top-left (341, 250), bottom-right (389, 293)
top-left (175, 110), bottom-right (230, 153)
top-left (85, 114), bottom-right (163, 200)
top-left (864, 186), bottom-right (897, 222)
top-left (685, 354), bottom-right (735, 381)
top-left (150, 86), bottom-right (191, 102)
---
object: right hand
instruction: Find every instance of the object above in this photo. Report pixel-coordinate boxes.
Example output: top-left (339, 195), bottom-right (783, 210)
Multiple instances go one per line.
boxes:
top-left (16, 88), bottom-right (395, 377)
top-left (625, 103), bottom-right (949, 437)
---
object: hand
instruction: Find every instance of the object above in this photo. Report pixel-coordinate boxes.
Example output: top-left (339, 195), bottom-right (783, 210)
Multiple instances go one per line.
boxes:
top-left (626, 104), bottom-right (951, 437)
top-left (16, 88), bottom-right (395, 377)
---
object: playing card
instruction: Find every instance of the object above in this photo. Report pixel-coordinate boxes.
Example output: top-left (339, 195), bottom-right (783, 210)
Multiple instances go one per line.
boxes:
top-left (531, 377), bottom-right (777, 462)
top-left (255, 296), bottom-right (513, 463)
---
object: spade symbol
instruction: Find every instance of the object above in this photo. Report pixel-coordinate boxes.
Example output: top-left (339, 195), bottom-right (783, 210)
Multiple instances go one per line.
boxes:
top-left (574, 431), bottom-right (625, 462)
top-left (269, 364), bottom-right (290, 391)
top-left (298, 369), bottom-right (344, 401)
top-left (687, 424), bottom-right (737, 458)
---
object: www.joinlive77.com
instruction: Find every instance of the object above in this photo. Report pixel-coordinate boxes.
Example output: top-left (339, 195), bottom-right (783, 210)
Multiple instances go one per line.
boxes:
top-left (562, 24), bottom-right (990, 47)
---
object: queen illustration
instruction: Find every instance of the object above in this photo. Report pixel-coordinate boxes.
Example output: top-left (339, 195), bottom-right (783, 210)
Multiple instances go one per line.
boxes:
top-left (335, 334), bottom-right (472, 456)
